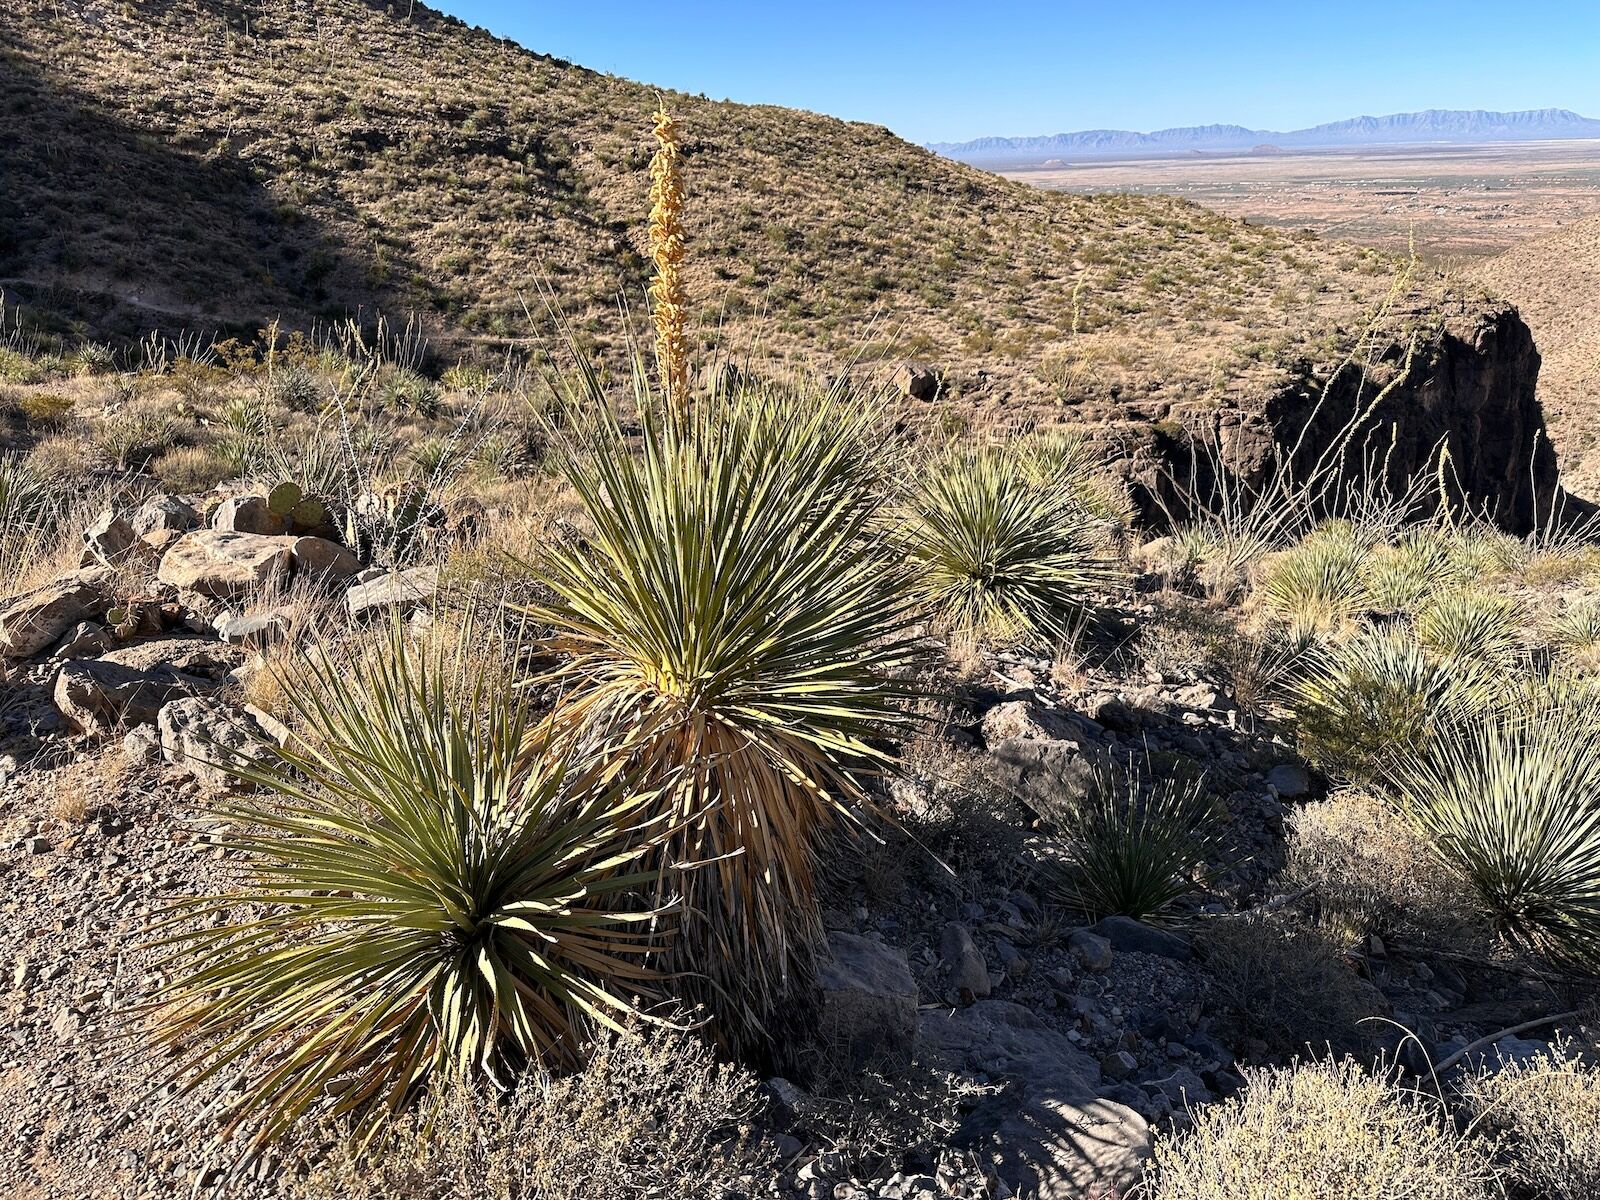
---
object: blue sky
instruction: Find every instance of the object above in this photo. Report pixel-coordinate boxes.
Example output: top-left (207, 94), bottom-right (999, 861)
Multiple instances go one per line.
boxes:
top-left (434, 1), bottom-right (1600, 144)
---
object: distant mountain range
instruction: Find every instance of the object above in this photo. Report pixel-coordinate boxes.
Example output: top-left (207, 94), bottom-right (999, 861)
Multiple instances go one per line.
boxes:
top-left (928, 108), bottom-right (1600, 164)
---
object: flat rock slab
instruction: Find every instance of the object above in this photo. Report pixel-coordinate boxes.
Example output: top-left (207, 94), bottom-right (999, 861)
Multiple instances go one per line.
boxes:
top-left (0, 572), bottom-right (111, 659)
top-left (157, 531), bottom-right (294, 598)
top-left (919, 1000), bottom-right (1150, 1199)
top-left (53, 658), bottom-right (215, 735)
top-left (346, 566), bottom-right (438, 618)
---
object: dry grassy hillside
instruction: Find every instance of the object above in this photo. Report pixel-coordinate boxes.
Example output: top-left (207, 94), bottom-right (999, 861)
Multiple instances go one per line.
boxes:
top-left (1474, 214), bottom-right (1600, 495)
top-left (1, 0), bottom-right (1419, 418)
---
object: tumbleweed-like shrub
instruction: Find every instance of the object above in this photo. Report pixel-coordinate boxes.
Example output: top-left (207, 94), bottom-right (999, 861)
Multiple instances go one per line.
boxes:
top-left (1146, 1058), bottom-right (1502, 1200)
top-left (1458, 1042), bottom-right (1600, 1200)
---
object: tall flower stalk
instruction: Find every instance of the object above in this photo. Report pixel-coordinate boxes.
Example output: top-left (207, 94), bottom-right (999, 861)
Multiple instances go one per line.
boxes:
top-left (648, 101), bottom-right (690, 427)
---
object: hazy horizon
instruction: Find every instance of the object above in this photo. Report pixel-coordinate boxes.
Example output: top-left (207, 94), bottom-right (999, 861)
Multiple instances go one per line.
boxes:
top-left (434, 0), bottom-right (1600, 144)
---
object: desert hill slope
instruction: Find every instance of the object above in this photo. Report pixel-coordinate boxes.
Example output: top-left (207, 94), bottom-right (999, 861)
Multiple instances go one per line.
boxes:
top-left (3, 2), bottom-right (1413, 398)
top-left (1474, 214), bottom-right (1600, 495)
top-left (0, 0), bottom-right (1573, 524)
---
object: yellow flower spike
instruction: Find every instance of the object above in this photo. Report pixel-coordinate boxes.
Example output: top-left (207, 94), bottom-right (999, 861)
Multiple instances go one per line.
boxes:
top-left (647, 100), bottom-right (690, 429)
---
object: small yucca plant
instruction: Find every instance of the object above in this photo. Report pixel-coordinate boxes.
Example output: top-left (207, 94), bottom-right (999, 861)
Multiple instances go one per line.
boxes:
top-left (1257, 521), bottom-right (1373, 634)
top-left (902, 442), bottom-right (1120, 649)
top-left (1291, 625), bottom-right (1496, 784)
top-left (1043, 759), bottom-right (1222, 922)
top-left (144, 623), bottom-right (672, 1150)
top-left (521, 377), bottom-right (918, 1052)
top-left (1414, 588), bottom-right (1521, 666)
top-left (1391, 705), bottom-right (1600, 969)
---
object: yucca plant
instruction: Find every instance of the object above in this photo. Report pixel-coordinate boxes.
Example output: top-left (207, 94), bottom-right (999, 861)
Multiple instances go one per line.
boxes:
top-left (1291, 625), bottom-right (1496, 784)
top-left (1391, 705), bottom-right (1600, 969)
top-left (520, 376), bottom-right (919, 1052)
top-left (1361, 526), bottom-right (1466, 613)
top-left (144, 622), bottom-right (673, 1150)
top-left (1257, 520), bottom-right (1373, 634)
top-left (1042, 759), bottom-right (1223, 922)
top-left (902, 441), bottom-right (1120, 649)
top-left (1414, 588), bottom-right (1521, 666)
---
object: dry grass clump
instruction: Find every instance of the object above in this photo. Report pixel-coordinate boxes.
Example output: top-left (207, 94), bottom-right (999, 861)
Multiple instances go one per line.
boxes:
top-left (151, 444), bottom-right (236, 493)
top-left (287, 1027), bottom-right (772, 1200)
top-left (1197, 913), bottom-right (1384, 1060)
top-left (1457, 1042), bottom-right (1600, 1200)
top-left (1146, 1058), bottom-right (1502, 1200)
top-left (1285, 790), bottom-right (1482, 946)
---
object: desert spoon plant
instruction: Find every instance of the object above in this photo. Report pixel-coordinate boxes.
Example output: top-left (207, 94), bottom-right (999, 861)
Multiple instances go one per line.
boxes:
top-left (143, 622), bottom-right (675, 1153)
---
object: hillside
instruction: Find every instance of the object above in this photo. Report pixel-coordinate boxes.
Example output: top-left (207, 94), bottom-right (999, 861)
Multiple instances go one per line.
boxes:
top-left (3, 0), bottom-right (1435, 418)
top-left (1474, 213), bottom-right (1600, 494)
top-left (931, 108), bottom-right (1600, 164)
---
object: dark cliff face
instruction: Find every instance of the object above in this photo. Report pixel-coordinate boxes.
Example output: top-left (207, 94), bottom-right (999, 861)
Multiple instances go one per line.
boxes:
top-left (1123, 303), bottom-right (1571, 535)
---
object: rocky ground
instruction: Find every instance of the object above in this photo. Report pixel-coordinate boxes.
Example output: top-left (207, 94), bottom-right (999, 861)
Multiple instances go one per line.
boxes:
top-left (0, 482), bottom-right (1593, 1200)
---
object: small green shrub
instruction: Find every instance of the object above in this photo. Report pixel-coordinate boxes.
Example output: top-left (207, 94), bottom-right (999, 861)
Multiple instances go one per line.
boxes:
top-left (1042, 759), bottom-right (1221, 922)
top-left (17, 391), bottom-right (74, 427)
top-left (1290, 625), bottom-right (1494, 784)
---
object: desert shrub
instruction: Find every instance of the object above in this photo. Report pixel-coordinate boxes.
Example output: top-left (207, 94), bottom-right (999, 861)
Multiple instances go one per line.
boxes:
top-left (0, 452), bottom-right (60, 586)
top-left (521, 378), bottom-right (917, 1052)
top-left (1290, 625), bottom-right (1495, 784)
top-left (1198, 914), bottom-right (1383, 1059)
top-left (151, 444), bottom-right (235, 493)
top-left (1257, 521), bottom-right (1372, 634)
top-left (287, 1027), bottom-right (772, 1200)
top-left (379, 366), bottom-right (441, 417)
top-left (1285, 790), bottom-right (1482, 945)
top-left (262, 362), bottom-right (324, 411)
top-left (901, 440), bottom-right (1120, 648)
top-left (91, 408), bottom-right (185, 470)
top-left (1389, 704), bottom-right (1600, 969)
top-left (1041, 759), bottom-right (1221, 921)
top-left (1458, 1042), bottom-right (1600, 1200)
top-left (23, 432), bottom-right (92, 479)
top-left (1414, 589), bottom-right (1521, 667)
top-left (145, 622), bottom-right (672, 1147)
top-left (17, 391), bottom-right (74, 427)
top-left (1146, 1058), bottom-right (1502, 1200)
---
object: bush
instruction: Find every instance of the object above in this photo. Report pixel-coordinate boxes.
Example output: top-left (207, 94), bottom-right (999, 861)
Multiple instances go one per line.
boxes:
top-left (1290, 625), bottom-right (1494, 784)
top-left (1389, 704), bottom-right (1600, 968)
top-left (151, 444), bottom-right (235, 493)
top-left (901, 440), bottom-right (1119, 648)
top-left (1041, 758), bottom-right (1221, 921)
top-left (17, 391), bottom-right (74, 427)
top-left (522, 379), bottom-right (917, 1052)
top-left (287, 1027), bottom-right (773, 1200)
top-left (1458, 1042), bottom-right (1600, 1200)
top-left (1198, 914), bottom-right (1383, 1059)
top-left (1414, 589), bottom-right (1521, 667)
top-left (1285, 790), bottom-right (1481, 946)
top-left (1146, 1059), bottom-right (1501, 1200)
top-left (145, 623), bottom-right (672, 1146)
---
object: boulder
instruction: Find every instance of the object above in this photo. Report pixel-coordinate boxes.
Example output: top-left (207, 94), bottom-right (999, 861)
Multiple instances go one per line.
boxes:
top-left (1266, 763), bottom-right (1311, 798)
top-left (1068, 929), bottom-right (1113, 972)
top-left (939, 921), bottom-right (992, 1003)
top-left (0, 572), bottom-right (111, 659)
top-left (289, 535), bottom-right (362, 582)
top-left (213, 495), bottom-right (285, 535)
top-left (52, 657), bottom-right (213, 735)
top-left (216, 612), bottom-right (290, 649)
top-left (82, 510), bottom-right (139, 565)
top-left (132, 494), bottom-right (201, 535)
top-left (157, 531), bottom-right (294, 598)
top-left (346, 566), bottom-right (438, 618)
top-left (1089, 915), bottom-right (1193, 962)
top-left (893, 361), bottom-right (942, 402)
top-left (157, 696), bottom-right (281, 790)
top-left (816, 932), bottom-right (918, 1071)
top-left (919, 1000), bottom-right (1150, 1198)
